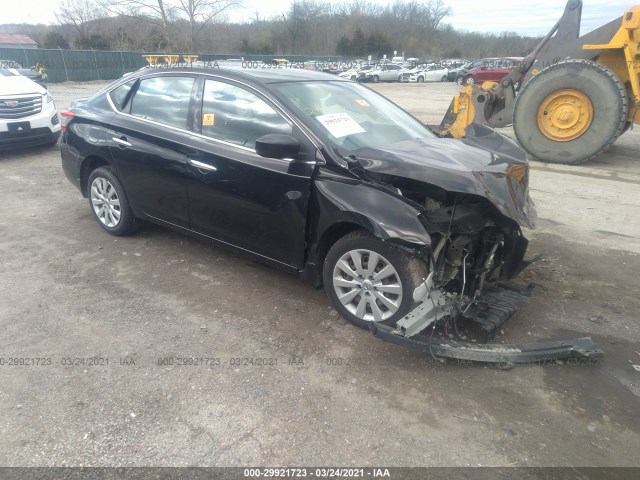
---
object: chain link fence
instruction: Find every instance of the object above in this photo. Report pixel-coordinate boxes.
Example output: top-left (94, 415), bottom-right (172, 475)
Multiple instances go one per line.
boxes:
top-left (0, 48), bottom-right (350, 84)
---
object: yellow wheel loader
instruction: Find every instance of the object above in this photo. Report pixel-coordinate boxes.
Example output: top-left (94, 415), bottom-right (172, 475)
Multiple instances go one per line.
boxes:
top-left (438, 0), bottom-right (640, 165)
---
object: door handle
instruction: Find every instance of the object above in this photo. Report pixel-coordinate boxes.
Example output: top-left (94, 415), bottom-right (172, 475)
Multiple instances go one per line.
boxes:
top-left (112, 136), bottom-right (132, 148)
top-left (188, 158), bottom-right (217, 172)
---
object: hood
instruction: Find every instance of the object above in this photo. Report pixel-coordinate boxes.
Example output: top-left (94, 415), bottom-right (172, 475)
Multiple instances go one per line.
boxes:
top-left (352, 125), bottom-right (537, 229)
top-left (0, 75), bottom-right (46, 96)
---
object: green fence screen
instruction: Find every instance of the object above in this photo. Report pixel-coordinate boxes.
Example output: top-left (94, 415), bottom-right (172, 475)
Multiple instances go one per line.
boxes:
top-left (0, 48), bottom-right (351, 84)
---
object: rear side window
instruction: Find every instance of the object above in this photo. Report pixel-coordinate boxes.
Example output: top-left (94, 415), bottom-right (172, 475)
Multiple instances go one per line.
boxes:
top-left (130, 76), bottom-right (195, 130)
top-left (109, 80), bottom-right (135, 111)
top-left (200, 79), bottom-right (292, 149)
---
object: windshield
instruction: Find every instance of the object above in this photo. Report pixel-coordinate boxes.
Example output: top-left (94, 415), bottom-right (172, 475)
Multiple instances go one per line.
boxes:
top-left (274, 80), bottom-right (434, 153)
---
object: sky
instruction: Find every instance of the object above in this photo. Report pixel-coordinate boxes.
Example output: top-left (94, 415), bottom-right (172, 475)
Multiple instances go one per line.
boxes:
top-left (0, 0), bottom-right (633, 36)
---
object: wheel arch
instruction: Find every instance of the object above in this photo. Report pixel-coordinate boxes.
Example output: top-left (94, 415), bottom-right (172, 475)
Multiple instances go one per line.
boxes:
top-left (300, 177), bottom-right (432, 287)
top-left (80, 155), bottom-right (112, 197)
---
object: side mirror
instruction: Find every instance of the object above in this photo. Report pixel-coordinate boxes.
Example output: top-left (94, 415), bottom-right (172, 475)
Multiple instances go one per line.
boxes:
top-left (255, 134), bottom-right (300, 159)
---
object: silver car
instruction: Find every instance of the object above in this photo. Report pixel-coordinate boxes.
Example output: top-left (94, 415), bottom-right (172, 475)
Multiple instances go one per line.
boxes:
top-left (401, 65), bottom-right (449, 83)
top-left (364, 63), bottom-right (406, 83)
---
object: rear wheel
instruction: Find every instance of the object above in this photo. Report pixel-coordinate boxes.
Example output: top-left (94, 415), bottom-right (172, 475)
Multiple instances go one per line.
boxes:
top-left (464, 75), bottom-right (475, 84)
top-left (372, 75), bottom-right (379, 83)
top-left (513, 60), bottom-right (628, 164)
top-left (323, 231), bottom-right (426, 329)
top-left (441, 75), bottom-right (447, 82)
top-left (456, 76), bottom-right (464, 85)
top-left (88, 167), bottom-right (137, 236)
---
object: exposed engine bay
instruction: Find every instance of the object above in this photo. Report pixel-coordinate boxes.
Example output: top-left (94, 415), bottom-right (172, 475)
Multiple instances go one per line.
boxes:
top-left (365, 178), bottom-right (601, 364)
top-left (394, 184), bottom-right (530, 337)
top-left (334, 128), bottom-right (603, 364)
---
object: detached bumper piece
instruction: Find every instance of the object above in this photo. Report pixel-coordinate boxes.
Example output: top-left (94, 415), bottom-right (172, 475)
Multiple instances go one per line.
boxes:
top-left (370, 323), bottom-right (603, 364)
top-left (370, 278), bottom-right (603, 365)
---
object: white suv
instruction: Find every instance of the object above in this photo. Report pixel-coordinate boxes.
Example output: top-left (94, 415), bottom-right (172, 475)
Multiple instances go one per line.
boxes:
top-left (0, 68), bottom-right (61, 149)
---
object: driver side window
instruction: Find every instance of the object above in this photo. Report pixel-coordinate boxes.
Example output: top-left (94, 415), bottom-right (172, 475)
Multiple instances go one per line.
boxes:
top-left (200, 79), bottom-right (292, 150)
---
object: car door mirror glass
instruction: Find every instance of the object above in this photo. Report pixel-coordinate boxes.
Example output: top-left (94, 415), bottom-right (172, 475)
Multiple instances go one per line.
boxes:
top-left (255, 134), bottom-right (300, 159)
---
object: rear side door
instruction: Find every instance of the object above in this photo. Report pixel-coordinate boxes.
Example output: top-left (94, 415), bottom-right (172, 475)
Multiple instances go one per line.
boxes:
top-left (107, 74), bottom-right (197, 228)
top-left (184, 77), bottom-right (316, 268)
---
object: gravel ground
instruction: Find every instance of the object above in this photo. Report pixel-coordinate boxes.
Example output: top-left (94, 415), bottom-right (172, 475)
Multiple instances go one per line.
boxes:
top-left (0, 79), bottom-right (638, 467)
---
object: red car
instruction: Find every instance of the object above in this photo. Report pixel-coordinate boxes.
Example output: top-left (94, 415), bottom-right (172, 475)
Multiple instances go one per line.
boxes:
top-left (462, 57), bottom-right (524, 89)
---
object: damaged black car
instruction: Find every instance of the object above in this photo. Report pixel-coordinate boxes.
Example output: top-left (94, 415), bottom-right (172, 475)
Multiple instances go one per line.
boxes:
top-left (60, 67), bottom-right (601, 363)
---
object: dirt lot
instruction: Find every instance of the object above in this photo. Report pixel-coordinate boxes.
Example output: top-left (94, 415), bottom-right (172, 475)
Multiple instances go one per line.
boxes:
top-left (0, 80), bottom-right (639, 467)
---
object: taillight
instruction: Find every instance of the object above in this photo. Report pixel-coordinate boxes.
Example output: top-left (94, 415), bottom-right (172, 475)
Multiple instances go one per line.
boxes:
top-left (60, 110), bottom-right (75, 133)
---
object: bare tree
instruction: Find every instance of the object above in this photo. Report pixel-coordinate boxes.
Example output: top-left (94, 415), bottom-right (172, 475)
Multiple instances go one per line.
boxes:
top-left (175, 0), bottom-right (242, 51)
top-left (283, 0), bottom-right (330, 54)
top-left (55, 0), bottom-right (106, 48)
top-left (427, 0), bottom-right (451, 30)
top-left (100, 0), bottom-right (177, 50)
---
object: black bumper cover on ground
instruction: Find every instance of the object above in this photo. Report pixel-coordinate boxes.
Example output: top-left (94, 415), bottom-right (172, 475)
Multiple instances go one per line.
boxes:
top-left (370, 323), bottom-right (603, 364)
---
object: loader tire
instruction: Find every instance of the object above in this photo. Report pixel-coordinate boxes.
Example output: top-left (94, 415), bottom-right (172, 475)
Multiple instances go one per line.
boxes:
top-left (513, 59), bottom-right (627, 165)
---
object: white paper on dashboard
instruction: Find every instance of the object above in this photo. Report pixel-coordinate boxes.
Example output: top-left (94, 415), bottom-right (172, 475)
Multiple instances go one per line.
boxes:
top-left (315, 112), bottom-right (365, 138)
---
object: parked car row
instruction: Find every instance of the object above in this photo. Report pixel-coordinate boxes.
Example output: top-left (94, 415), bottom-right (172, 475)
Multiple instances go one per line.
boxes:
top-left (333, 56), bottom-right (524, 86)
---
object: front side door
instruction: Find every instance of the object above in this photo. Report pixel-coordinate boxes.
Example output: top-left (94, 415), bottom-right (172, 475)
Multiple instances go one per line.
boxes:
top-left (108, 75), bottom-right (197, 228)
top-left (185, 77), bottom-right (315, 268)
top-left (383, 65), bottom-right (400, 81)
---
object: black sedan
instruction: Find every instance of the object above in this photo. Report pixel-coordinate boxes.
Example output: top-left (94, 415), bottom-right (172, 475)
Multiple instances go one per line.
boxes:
top-left (60, 66), bottom-right (536, 337)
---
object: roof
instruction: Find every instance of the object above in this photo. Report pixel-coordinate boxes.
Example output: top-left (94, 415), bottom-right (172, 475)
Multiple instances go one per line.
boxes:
top-left (138, 64), bottom-right (346, 85)
top-left (0, 34), bottom-right (38, 46)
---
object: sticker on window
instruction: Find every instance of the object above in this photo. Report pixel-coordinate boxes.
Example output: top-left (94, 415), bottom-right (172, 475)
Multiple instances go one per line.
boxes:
top-left (315, 112), bottom-right (365, 138)
top-left (354, 99), bottom-right (370, 107)
top-left (203, 114), bottom-right (215, 126)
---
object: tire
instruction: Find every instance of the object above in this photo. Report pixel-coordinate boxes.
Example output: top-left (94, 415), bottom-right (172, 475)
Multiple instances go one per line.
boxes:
top-left (372, 75), bottom-right (379, 83)
top-left (87, 166), bottom-right (137, 236)
top-left (323, 230), bottom-right (427, 329)
top-left (456, 76), bottom-right (464, 85)
top-left (513, 59), bottom-right (628, 165)
top-left (350, 75), bottom-right (356, 81)
top-left (441, 76), bottom-right (447, 82)
top-left (464, 75), bottom-right (475, 85)
top-left (417, 76), bottom-right (424, 83)
top-left (398, 74), bottom-right (403, 82)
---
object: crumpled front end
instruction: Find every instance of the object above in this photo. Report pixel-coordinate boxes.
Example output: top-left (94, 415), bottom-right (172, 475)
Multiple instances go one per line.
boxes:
top-left (353, 129), bottom-right (600, 363)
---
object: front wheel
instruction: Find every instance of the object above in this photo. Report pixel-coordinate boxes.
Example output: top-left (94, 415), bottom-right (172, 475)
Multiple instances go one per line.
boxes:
top-left (372, 75), bottom-right (379, 83)
top-left (88, 167), bottom-right (137, 235)
top-left (323, 231), bottom-right (426, 329)
top-left (441, 75), bottom-right (447, 82)
top-left (417, 76), bottom-right (424, 83)
top-left (456, 76), bottom-right (464, 85)
top-left (464, 75), bottom-right (475, 85)
top-left (513, 59), bottom-right (628, 164)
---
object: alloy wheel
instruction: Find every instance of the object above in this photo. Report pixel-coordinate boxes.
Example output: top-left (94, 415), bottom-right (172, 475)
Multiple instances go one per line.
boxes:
top-left (331, 249), bottom-right (403, 322)
top-left (90, 177), bottom-right (121, 228)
